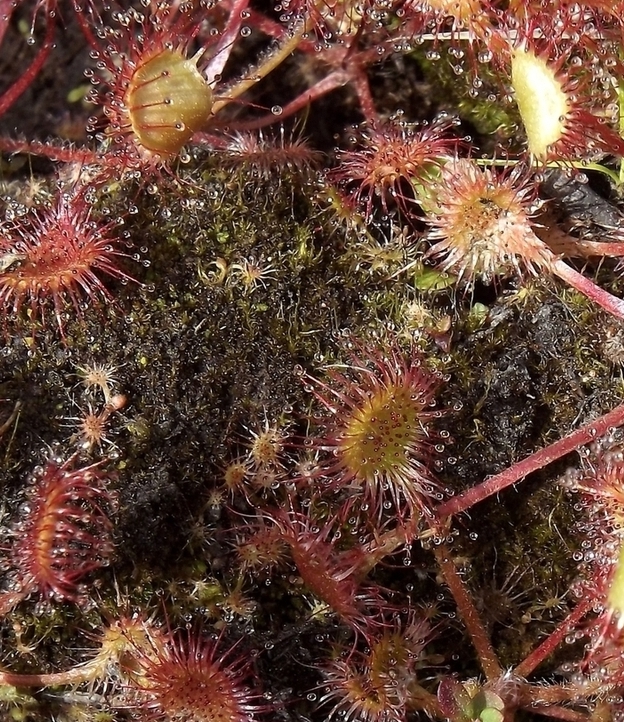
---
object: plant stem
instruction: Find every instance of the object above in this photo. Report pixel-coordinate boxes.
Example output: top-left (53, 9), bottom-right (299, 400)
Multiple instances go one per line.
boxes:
top-left (514, 597), bottom-right (593, 678)
top-left (436, 403), bottom-right (624, 518)
top-left (572, 241), bottom-right (624, 257)
top-left (552, 258), bottom-right (624, 321)
top-left (0, 662), bottom-right (98, 688)
top-left (0, 14), bottom-right (55, 118)
top-left (432, 541), bottom-right (502, 680)
top-left (203, 0), bottom-right (252, 85)
top-left (519, 679), bottom-right (605, 706)
top-left (212, 19), bottom-right (311, 115)
top-left (523, 705), bottom-right (591, 722)
top-left (618, 77), bottom-right (624, 188)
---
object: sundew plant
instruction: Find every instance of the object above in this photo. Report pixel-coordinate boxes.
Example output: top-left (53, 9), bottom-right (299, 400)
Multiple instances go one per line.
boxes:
top-left (4, 1), bottom-right (624, 721)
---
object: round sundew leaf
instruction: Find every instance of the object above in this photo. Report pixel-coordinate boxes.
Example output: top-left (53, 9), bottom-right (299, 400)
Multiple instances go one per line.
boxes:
top-left (126, 49), bottom-right (213, 157)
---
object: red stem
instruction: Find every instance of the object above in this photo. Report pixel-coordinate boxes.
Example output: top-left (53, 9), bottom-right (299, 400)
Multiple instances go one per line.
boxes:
top-left (521, 705), bottom-right (591, 722)
top-left (436, 403), bottom-right (624, 518)
top-left (350, 62), bottom-right (378, 123)
top-left (553, 258), bottom-right (624, 321)
top-left (228, 69), bottom-right (350, 131)
top-left (514, 597), bottom-right (594, 678)
top-left (574, 241), bottom-right (624, 257)
top-left (0, 13), bottom-right (55, 118)
top-left (0, 137), bottom-right (100, 164)
top-left (212, 18), bottom-right (311, 115)
top-left (432, 541), bottom-right (502, 680)
top-left (73, 1), bottom-right (100, 50)
top-left (204, 0), bottom-right (252, 85)
top-left (245, 8), bottom-right (318, 53)
top-left (0, 0), bottom-right (16, 47)
top-left (0, 663), bottom-right (96, 688)
top-left (519, 679), bottom-right (604, 706)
